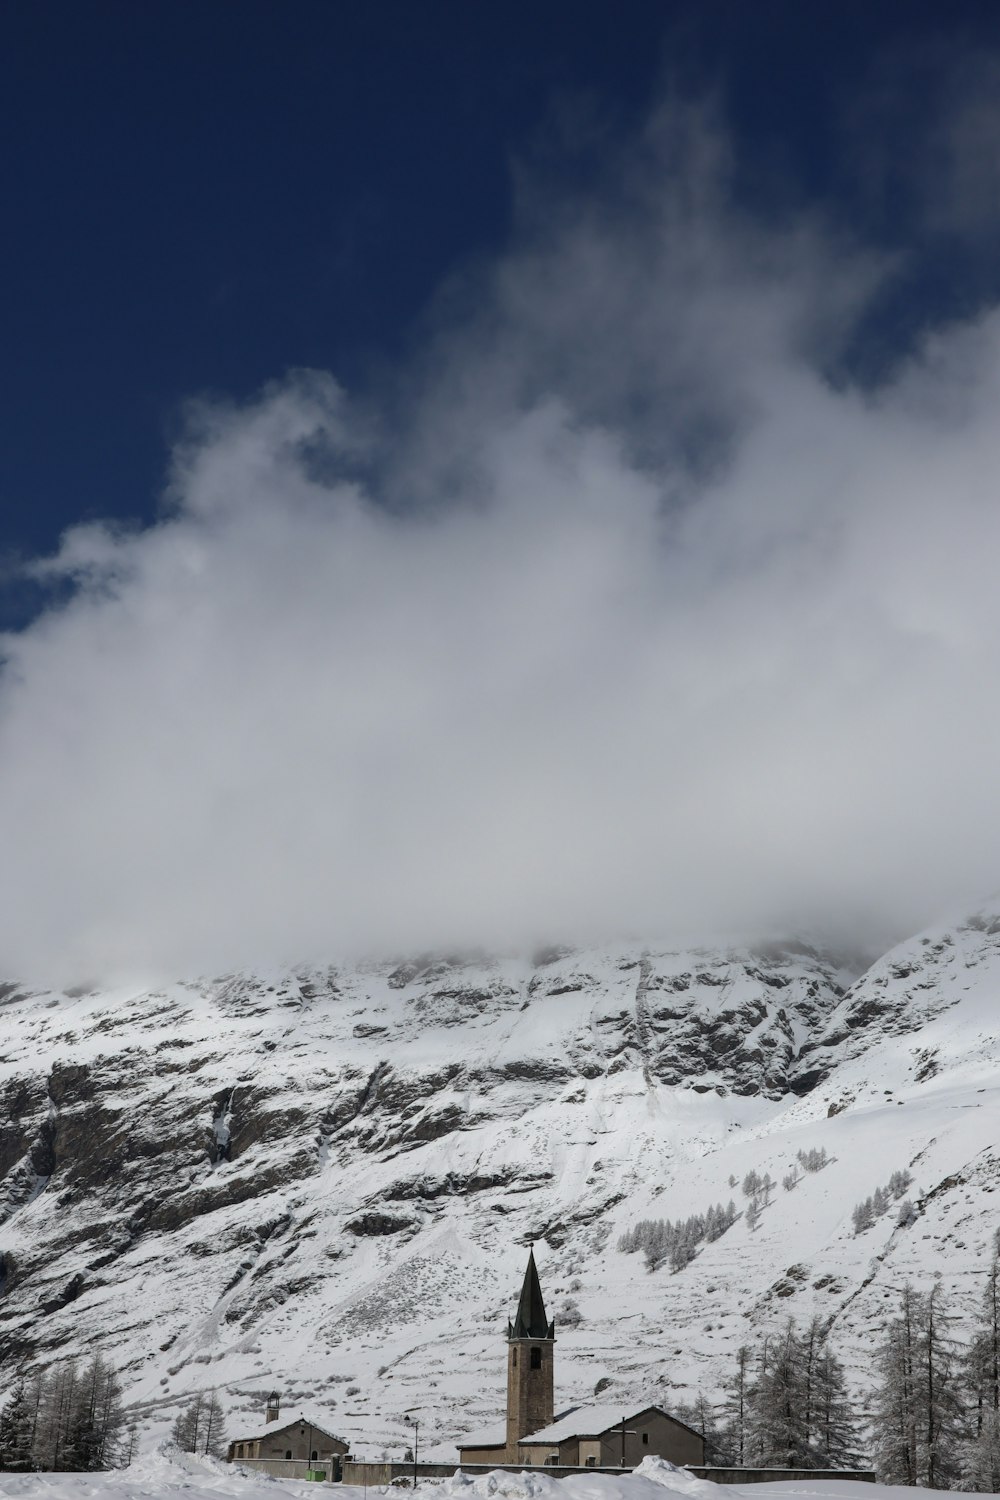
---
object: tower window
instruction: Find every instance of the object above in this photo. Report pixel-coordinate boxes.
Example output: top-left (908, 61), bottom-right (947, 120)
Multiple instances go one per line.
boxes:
top-left (512, 1349), bottom-right (517, 1367)
top-left (642, 1433), bottom-right (649, 1446)
top-left (530, 1347), bottom-right (542, 1369)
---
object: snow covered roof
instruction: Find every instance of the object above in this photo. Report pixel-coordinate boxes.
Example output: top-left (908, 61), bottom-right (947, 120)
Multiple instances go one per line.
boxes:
top-left (519, 1404), bottom-right (698, 1445)
top-left (229, 1412), bottom-right (345, 1444)
top-left (457, 1428), bottom-right (507, 1451)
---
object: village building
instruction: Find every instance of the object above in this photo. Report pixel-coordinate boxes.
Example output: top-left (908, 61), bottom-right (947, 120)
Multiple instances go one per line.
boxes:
top-left (458, 1248), bottom-right (705, 1469)
top-left (516, 1403), bottom-right (704, 1468)
top-left (227, 1392), bottom-right (348, 1466)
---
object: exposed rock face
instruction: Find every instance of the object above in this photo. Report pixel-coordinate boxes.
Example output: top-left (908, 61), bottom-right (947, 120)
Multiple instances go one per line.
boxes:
top-left (0, 923), bottom-right (996, 1454)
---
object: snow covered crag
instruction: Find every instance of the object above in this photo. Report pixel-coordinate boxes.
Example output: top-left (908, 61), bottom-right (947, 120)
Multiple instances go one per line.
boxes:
top-left (0, 914), bottom-right (998, 1456)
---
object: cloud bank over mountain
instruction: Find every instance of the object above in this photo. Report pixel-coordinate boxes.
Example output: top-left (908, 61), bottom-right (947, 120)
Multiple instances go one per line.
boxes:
top-left (3, 98), bottom-right (1000, 982)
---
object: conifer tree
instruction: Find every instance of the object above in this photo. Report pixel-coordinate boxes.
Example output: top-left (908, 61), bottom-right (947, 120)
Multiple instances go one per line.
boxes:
top-left (718, 1345), bottom-right (752, 1465)
top-left (961, 1242), bottom-right (1000, 1490)
top-left (0, 1376), bottom-right (36, 1472)
top-left (26, 1357), bottom-right (125, 1473)
top-left (730, 1321), bottom-right (864, 1472)
top-left (811, 1341), bottom-right (863, 1467)
top-left (171, 1391), bottom-right (226, 1458)
top-left (748, 1320), bottom-right (810, 1467)
top-left (34, 1360), bottom-right (79, 1472)
top-left (870, 1281), bottom-right (962, 1488)
top-left (693, 1391), bottom-right (724, 1464)
top-left (200, 1392), bottom-right (226, 1458)
top-left (90, 1357), bottom-right (126, 1470)
top-left (172, 1394), bottom-right (205, 1453)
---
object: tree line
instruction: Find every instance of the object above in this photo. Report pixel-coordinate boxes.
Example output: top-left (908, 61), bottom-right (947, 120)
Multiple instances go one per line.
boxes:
top-left (0, 1358), bottom-right (228, 1473)
top-left (0, 1355), bottom-right (131, 1472)
top-left (619, 1151), bottom-right (836, 1266)
top-left (852, 1169), bottom-right (915, 1234)
top-left (676, 1315), bottom-right (862, 1472)
top-left (617, 1200), bottom-right (739, 1271)
top-left (171, 1391), bottom-right (226, 1456)
top-left (680, 1243), bottom-right (1000, 1489)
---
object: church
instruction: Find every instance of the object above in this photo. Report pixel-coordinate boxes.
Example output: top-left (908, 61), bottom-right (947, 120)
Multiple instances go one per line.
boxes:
top-left (458, 1248), bottom-right (705, 1469)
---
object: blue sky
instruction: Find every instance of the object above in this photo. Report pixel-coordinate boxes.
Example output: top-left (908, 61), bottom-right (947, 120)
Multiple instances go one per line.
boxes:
top-left (5, 2), bottom-right (1000, 979)
top-left (5, 0), bottom-right (1000, 574)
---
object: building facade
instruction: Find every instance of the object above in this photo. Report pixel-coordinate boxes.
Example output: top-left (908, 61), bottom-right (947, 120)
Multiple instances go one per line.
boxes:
top-left (458, 1250), bottom-right (704, 1470)
top-left (227, 1413), bottom-right (348, 1464)
top-left (517, 1403), bottom-right (705, 1467)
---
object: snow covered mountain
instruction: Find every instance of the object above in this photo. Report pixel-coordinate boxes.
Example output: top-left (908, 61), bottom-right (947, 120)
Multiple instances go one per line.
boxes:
top-left (0, 913), bottom-right (998, 1458)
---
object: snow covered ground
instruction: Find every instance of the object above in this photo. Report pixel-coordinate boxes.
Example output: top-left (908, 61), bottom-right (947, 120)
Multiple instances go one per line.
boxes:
top-left (0, 1454), bottom-right (983, 1500)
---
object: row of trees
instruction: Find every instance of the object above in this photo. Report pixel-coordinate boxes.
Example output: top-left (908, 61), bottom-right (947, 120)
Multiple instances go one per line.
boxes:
top-left (171, 1391), bottom-right (226, 1456)
top-left (736, 1151), bottom-right (831, 1230)
top-left (624, 1151), bottom-right (911, 1251)
top-left (617, 1200), bottom-right (739, 1271)
top-left (0, 1355), bottom-right (131, 1472)
top-left (871, 1271), bottom-right (1000, 1491)
top-left (0, 1358), bottom-right (229, 1473)
top-left (852, 1168), bottom-right (914, 1234)
top-left (682, 1317), bottom-right (862, 1471)
top-left (684, 1244), bottom-right (1000, 1489)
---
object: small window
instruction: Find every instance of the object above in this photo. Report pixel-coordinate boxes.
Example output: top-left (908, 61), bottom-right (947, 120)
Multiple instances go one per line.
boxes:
top-left (530, 1347), bottom-right (542, 1369)
top-left (311, 1451), bottom-right (318, 1462)
top-left (642, 1433), bottom-right (649, 1446)
top-left (285, 1451), bottom-right (292, 1460)
top-left (547, 1454), bottom-right (559, 1466)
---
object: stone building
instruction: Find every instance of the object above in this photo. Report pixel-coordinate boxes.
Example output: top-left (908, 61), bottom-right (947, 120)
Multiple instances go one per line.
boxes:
top-left (227, 1395), bottom-right (348, 1465)
top-left (517, 1403), bottom-right (704, 1468)
top-left (458, 1249), bottom-right (704, 1469)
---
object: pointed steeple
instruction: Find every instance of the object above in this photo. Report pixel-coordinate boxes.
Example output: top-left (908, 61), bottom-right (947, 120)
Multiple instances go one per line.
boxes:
top-left (507, 1246), bottom-right (555, 1341)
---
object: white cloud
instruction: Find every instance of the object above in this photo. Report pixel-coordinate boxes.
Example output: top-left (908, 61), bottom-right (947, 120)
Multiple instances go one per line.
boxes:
top-left (4, 103), bottom-right (1000, 983)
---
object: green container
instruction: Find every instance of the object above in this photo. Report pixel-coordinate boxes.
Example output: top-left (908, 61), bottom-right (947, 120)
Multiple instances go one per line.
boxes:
top-left (306, 1470), bottom-right (326, 1481)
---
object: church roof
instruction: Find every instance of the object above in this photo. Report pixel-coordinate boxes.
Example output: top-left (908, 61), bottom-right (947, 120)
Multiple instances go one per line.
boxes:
top-left (456, 1428), bottom-right (508, 1452)
top-left (508, 1247), bottom-right (554, 1340)
top-left (228, 1412), bottom-right (346, 1445)
top-left (518, 1403), bottom-right (702, 1445)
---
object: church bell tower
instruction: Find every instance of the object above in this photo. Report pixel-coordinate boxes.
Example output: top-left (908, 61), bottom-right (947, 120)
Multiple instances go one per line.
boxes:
top-left (505, 1246), bottom-right (555, 1458)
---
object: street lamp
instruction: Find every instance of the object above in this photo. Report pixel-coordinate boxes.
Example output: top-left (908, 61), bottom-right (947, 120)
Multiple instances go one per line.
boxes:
top-left (404, 1414), bottom-right (420, 1487)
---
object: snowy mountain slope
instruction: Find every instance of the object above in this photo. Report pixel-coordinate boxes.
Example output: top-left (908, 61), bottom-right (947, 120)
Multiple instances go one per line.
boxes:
top-left (0, 921), bottom-right (997, 1459)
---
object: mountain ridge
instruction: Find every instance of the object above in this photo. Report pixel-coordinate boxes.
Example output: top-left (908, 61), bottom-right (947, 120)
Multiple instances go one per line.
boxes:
top-left (0, 915), bottom-right (997, 1456)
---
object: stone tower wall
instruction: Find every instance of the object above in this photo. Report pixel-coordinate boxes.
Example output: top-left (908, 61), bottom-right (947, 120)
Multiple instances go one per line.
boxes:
top-left (505, 1338), bottom-right (554, 1458)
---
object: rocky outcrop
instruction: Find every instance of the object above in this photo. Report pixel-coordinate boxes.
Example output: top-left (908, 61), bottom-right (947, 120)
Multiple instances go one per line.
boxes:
top-left (0, 923), bottom-right (994, 1451)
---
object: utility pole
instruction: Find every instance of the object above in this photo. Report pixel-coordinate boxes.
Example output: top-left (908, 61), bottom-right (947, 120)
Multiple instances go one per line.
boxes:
top-left (618, 1418), bottom-right (637, 1467)
top-left (405, 1413), bottom-right (420, 1487)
